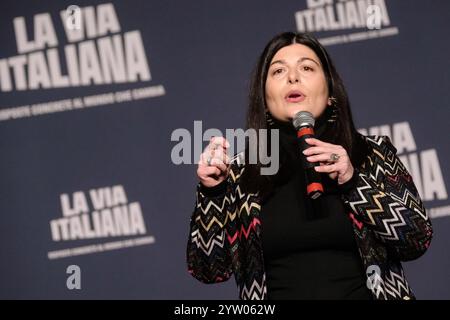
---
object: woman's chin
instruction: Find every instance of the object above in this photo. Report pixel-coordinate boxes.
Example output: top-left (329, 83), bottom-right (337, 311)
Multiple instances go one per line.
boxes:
top-left (288, 108), bottom-right (308, 119)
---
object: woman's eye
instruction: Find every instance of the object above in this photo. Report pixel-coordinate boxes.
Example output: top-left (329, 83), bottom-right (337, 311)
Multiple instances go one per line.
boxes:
top-left (272, 68), bottom-right (283, 75)
top-left (302, 66), bottom-right (313, 72)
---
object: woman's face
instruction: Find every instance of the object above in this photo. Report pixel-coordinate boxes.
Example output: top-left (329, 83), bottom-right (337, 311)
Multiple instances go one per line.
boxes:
top-left (265, 43), bottom-right (330, 122)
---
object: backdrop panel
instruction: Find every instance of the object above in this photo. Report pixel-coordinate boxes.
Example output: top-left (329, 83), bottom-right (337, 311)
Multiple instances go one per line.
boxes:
top-left (0, 0), bottom-right (448, 299)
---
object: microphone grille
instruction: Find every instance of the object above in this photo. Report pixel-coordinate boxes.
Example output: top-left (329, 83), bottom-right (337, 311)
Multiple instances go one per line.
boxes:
top-left (292, 111), bottom-right (315, 130)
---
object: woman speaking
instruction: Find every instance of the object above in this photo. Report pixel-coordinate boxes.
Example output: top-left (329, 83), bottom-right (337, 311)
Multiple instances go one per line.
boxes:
top-left (187, 32), bottom-right (432, 300)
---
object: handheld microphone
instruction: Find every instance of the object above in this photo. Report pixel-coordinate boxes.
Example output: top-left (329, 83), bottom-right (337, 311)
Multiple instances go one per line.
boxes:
top-left (292, 111), bottom-right (323, 199)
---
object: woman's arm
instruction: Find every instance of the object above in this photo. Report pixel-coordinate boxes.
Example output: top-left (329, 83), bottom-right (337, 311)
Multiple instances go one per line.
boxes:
top-left (343, 136), bottom-right (433, 261)
top-left (187, 164), bottom-right (241, 284)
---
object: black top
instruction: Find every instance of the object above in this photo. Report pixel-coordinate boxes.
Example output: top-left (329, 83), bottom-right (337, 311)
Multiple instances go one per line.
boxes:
top-left (260, 119), bottom-right (372, 300)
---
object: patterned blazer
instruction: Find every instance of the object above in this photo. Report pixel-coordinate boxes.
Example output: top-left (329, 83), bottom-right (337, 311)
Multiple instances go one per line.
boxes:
top-left (187, 135), bottom-right (433, 300)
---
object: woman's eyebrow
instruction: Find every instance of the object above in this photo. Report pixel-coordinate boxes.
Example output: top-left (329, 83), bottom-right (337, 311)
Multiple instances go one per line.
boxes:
top-left (270, 57), bottom-right (320, 67)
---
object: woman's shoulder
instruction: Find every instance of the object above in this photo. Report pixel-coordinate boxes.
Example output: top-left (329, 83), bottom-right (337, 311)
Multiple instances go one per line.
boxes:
top-left (351, 134), bottom-right (398, 173)
top-left (360, 134), bottom-right (397, 154)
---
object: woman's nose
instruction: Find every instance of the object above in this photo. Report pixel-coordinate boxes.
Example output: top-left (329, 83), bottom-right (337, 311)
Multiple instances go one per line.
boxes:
top-left (288, 70), bottom-right (299, 84)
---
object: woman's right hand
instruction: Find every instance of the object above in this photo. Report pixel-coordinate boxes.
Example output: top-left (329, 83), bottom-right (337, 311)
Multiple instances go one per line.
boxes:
top-left (197, 137), bottom-right (231, 188)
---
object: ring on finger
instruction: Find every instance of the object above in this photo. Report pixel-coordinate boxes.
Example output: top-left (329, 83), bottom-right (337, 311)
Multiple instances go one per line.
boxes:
top-left (329, 153), bottom-right (340, 162)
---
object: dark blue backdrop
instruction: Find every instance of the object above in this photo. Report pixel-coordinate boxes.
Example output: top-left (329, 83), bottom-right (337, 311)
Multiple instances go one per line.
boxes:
top-left (0, 0), bottom-right (448, 299)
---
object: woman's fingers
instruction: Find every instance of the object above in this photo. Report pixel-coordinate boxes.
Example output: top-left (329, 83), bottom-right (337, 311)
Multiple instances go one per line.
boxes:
top-left (303, 139), bottom-right (346, 166)
top-left (304, 138), bottom-right (355, 185)
top-left (209, 136), bottom-right (230, 151)
top-left (197, 137), bottom-right (231, 187)
top-left (314, 163), bottom-right (338, 173)
top-left (306, 152), bottom-right (346, 163)
top-left (303, 145), bottom-right (342, 156)
top-left (198, 165), bottom-right (222, 178)
top-left (305, 137), bottom-right (335, 148)
top-left (208, 157), bottom-right (229, 173)
top-left (200, 138), bottom-right (230, 163)
top-left (200, 146), bottom-right (230, 170)
top-left (210, 147), bottom-right (230, 165)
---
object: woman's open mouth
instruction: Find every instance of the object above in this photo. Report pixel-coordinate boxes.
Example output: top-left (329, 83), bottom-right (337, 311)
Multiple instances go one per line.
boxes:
top-left (285, 90), bottom-right (306, 103)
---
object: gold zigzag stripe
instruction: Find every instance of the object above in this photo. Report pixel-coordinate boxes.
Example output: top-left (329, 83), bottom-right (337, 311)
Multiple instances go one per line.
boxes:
top-left (195, 205), bottom-right (239, 231)
top-left (195, 215), bottom-right (226, 231)
top-left (229, 168), bottom-right (241, 183)
top-left (196, 200), bottom-right (261, 231)
top-left (238, 202), bottom-right (261, 217)
top-left (365, 193), bottom-right (386, 225)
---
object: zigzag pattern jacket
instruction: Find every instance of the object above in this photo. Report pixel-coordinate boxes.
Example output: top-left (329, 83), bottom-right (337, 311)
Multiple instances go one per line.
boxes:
top-left (187, 135), bottom-right (433, 300)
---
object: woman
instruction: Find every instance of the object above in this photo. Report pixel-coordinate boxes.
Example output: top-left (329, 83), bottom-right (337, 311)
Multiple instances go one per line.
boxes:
top-left (187, 32), bottom-right (432, 300)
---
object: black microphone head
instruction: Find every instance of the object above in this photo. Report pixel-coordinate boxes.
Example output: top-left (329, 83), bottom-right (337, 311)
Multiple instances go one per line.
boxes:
top-left (292, 111), bottom-right (315, 130)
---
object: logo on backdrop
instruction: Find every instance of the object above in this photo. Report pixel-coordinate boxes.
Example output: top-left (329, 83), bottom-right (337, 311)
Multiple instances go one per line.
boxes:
top-left (48, 184), bottom-right (155, 260)
top-left (0, 3), bottom-right (165, 121)
top-left (358, 122), bottom-right (449, 219)
top-left (294, 0), bottom-right (399, 46)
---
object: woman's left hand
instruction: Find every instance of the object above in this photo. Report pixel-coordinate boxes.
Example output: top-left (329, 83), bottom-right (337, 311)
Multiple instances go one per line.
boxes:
top-left (303, 137), bottom-right (354, 185)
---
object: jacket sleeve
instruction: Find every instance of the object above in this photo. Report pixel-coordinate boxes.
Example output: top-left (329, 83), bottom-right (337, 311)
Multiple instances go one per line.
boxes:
top-left (343, 136), bottom-right (433, 261)
top-left (186, 164), bottom-right (240, 284)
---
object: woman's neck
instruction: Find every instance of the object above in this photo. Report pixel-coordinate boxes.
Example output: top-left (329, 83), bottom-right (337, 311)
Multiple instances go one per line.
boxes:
top-left (270, 108), bottom-right (331, 140)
